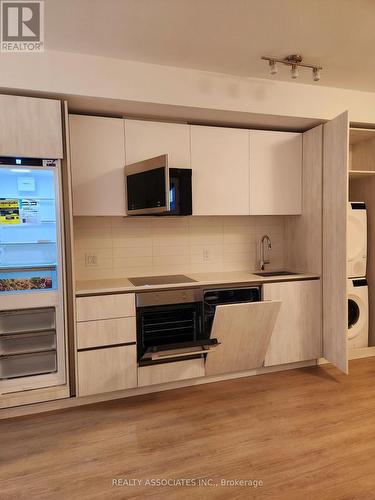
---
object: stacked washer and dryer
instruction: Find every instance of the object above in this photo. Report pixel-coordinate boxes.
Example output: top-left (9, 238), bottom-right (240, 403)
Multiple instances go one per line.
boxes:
top-left (347, 202), bottom-right (369, 348)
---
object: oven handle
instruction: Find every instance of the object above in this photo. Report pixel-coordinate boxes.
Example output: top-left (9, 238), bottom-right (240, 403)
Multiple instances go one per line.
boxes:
top-left (151, 343), bottom-right (220, 361)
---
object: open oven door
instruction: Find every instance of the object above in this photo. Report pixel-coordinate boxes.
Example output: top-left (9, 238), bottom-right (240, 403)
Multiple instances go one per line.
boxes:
top-left (205, 301), bottom-right (281, 377)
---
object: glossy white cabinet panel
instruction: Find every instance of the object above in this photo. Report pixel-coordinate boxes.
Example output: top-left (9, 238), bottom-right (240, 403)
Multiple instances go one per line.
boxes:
top-left (191, 125), bottom-right (250, 215)
top-left (69, 115), bottom-right (126, 215)
top-left (124, 119), bottom-right (190, 167)
top-left (249, 130), bottom-right (302, 215)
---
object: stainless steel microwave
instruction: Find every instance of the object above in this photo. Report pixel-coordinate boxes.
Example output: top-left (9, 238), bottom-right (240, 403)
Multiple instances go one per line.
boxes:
top-left (124, 154), bottom-right (192, 216)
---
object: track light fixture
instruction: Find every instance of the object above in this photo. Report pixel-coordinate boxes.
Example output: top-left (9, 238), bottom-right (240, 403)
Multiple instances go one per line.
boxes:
top-left (261, 54), bottom-right (322, 82)
top-left (269, 59), bottom-right (278, 75)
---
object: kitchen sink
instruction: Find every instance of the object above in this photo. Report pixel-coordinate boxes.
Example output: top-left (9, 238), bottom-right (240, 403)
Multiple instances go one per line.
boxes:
top-left (253, 271), bottom-right (299, 277)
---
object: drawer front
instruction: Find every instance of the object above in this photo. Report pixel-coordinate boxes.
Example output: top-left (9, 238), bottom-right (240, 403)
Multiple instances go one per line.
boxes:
top-left (76, 317), bottom-right (136, 349)
top-left (0, 351), bottom-right (57, 380)
top-left (0, 308), bottom-right (55, 334)
top-left (138, 358), bottom-right (205, 387)
top-left (77, 345), bottom-right (137, 396)
top-left (76, 294), bottom-right (135, 322)
top-left (0, 330), bottom-right (56, 356)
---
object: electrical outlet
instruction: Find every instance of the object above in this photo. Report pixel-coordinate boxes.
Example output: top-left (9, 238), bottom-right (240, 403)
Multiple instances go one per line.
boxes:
top-left (203, 248), bottom-right (209, 262)
top-left (85, 253), bottom-right (98, 267)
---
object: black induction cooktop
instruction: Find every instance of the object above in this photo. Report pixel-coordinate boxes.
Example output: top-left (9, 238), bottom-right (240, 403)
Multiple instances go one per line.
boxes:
top-left (128, 274), bottom-right (197, 286)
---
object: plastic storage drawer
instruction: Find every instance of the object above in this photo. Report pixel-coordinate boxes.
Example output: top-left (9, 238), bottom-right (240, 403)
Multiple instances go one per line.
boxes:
top-left (0, 308), bottom-right (55, 334)
top-left (0, 330), bottom-right (56, 355)
top-left (0, 351), bottom-right (57, 379)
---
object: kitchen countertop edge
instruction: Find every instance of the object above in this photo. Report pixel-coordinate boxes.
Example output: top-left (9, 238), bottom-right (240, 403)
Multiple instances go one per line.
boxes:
top-left (75, 272), bottom-right (321, 296)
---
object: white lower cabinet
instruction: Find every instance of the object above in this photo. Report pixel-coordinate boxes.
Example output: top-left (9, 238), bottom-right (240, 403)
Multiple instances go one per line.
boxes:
top-left (264, 280), bottom-right (322, 366)
top-left (77, 345), bottom-right (137, 396)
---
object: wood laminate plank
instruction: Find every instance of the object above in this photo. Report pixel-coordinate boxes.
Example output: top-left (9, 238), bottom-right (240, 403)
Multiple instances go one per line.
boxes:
top-left (322, 111), bottom-right (349, 373)
top-left (205, 300), bottom-right (281, 376)
top-left (2, 359), bottom-right (375, 499)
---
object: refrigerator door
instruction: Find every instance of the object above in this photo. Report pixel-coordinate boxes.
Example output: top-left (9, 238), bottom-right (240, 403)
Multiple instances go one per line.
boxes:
top-left (0, 161), bottom-right (66, 396)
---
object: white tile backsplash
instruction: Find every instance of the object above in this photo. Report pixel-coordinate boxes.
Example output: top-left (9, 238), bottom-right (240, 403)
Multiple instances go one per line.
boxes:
top-left (74, 216), bottom-right (286, 280)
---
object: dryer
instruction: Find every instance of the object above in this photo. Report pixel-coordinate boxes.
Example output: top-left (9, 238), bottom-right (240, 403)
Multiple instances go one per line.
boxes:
top-left (347, 278), bottom-right (368, 349)
top-left (347, 202), bottom-right (367, 278)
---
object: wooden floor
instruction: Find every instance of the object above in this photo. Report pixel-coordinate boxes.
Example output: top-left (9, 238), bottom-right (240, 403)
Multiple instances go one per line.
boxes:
top-left (2, 359), bottom-right (375, 499)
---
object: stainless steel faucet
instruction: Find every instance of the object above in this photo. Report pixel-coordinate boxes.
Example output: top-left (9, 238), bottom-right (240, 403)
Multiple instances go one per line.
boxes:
top-left (260, 235), bottom-right (272, 270)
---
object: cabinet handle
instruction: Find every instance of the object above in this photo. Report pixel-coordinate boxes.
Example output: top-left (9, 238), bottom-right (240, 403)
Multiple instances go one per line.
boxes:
top-left (151, 345), bottom-right (220, 361)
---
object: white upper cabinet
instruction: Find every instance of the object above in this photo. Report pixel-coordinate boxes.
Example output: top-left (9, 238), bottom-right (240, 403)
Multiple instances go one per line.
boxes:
top-left (124, 119), bottom-right (190, 166)
top-left (249, 130), bottom-right (302, 215)
top-left (191, 125), bottom-right (250, 215)
top-left (69, 115), bottom-right (126, 216)
top-left (0, 94), bottom-right (63, 159)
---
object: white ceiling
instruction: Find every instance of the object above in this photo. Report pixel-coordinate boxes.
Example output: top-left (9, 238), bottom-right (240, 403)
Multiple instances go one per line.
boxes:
top-left (45, 0), bottom-right (375, 91)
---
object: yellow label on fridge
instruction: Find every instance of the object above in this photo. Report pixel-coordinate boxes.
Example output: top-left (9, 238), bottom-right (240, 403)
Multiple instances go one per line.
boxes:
top-left (0, 198), bottom-right (20, 224)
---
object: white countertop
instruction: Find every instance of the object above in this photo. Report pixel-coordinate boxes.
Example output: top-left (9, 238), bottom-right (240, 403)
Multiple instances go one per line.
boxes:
top-left (75, 270), bottom-right (320, 296)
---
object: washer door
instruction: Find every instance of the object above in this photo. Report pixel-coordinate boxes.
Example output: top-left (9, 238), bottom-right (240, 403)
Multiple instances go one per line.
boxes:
top-left (348, 294), bottom-right (365, 340)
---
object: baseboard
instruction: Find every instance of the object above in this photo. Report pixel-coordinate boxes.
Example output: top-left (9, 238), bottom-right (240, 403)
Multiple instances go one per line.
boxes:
top-left (349, 346), bottom-right (375, 360)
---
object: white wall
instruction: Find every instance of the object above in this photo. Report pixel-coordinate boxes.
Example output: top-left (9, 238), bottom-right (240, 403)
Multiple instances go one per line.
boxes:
top-left (2, 50), bottom-right (375, 124)
top-left (74, 216), bottom-right (286, 281)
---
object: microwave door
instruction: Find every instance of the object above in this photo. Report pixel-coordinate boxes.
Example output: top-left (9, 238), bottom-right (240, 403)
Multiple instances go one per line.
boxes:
top-left (125, 154), bottom-right (170, 215)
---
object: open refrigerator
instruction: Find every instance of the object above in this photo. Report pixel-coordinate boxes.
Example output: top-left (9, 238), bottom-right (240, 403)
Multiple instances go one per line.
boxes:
top-left (0, 158), bottom-right (66, 395)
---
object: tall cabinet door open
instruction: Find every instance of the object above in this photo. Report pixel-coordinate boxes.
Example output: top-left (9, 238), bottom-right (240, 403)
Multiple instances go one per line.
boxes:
top-left (323, 111), bottom-right (349, 373)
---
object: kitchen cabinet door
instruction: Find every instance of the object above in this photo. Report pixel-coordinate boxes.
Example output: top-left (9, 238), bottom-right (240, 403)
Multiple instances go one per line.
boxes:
top-left (69, 115), bottom-right (126, 216)
top-left (249, 130), bottom-right (302, 215)
top-left (322, 111), bottom-right (349, 373)
top-left (77, 345), bottom-right (137, 396)
top-left (205, 300), bottom-right (281, 376)
top-left (190, 125), bottom-right (250, 215)
top-left (124, 119), bottom-right (190, 167)
top-left (264, 280), bottom-right (321, 366)
top-left (138, 359), bottom-right (205, 387)
top-left (0, 94), bottom-right (63, 158)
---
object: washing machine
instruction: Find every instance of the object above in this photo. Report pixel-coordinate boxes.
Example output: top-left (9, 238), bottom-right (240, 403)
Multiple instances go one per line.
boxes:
top-left (347, 278), bottom-right (368, 349)
top-left (347, 202), bottom-right (367, 278)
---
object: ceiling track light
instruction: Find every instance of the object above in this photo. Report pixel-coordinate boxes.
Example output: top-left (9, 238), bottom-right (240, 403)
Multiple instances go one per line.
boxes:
top-left (268, 59), bottom-right (278, 75)
top-left (261, 54), bottom-right (322, 82)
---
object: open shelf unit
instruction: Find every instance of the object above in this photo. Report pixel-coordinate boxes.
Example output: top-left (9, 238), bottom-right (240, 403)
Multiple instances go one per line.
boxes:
top-left (349, 127), bottom-right (375, 356)
top-left (349, 170), bottom-right (375, 179)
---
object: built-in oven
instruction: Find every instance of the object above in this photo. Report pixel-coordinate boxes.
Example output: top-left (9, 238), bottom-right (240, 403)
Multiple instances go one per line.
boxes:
top-left (125, 154), bottom-right (192, 216)
top-left (136, 289), bottom-right (219, 366)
